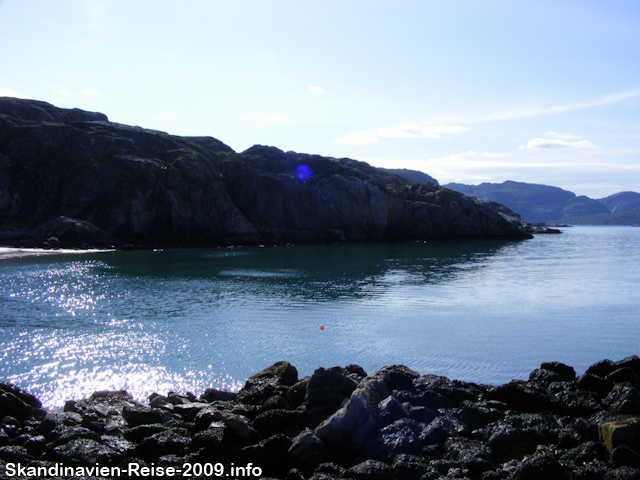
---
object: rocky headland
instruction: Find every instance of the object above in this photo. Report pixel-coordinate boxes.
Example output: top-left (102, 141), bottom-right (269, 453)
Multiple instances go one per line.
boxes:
top-left (1, 357), bottom-right (640, 479)
top-left (0, 97), bottom-right (533, 250)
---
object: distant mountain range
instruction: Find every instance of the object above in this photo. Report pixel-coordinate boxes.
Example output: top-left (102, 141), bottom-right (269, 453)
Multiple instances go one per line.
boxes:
top-left (444, 181), bottom-right (640, 225)
top-left (385, 169), bottom-right (640, 225)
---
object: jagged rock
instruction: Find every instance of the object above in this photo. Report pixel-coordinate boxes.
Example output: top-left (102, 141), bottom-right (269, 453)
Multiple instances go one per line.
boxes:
top-left (137, 427), bottom-right (192, 459)
top-left (32, 216), bottom-right (112, 247)
top-left (511, 450), bottom-right (567, 480)
top-left (346, 459), bottom-right (396, 480)
top-left (314, 365), bottom-right (419, 457)
top-left (605, 384), bottom-right (640, 415)
top-left (485, 380), bottom-right (553, 413)
top-left (50, 438), bottom-right (124, 467)
top-left (443, 436), bottom-right (496, 475)
top-left (239, 434), bottom-right (293, 478)
top-left (599, 416), bottom-right (640, 464)
top-left (237, 361), bottom-right (299, 407)
top-left (305, 367), bottom-right (358, 427)
top-left (482, 413), bottom-right (559, 462)
top-left (460, 400), bottom-right (507, 430)
top-left (199, 388), bottom-right (238, 403)
top-left (578, 373), bottom-right (616, 398)
top-left (2, 359), bottom-right (640, 478)
top-left (252, 408), bottom-right (304, 437)
top-left (288, 429), bottom-right (328, 470)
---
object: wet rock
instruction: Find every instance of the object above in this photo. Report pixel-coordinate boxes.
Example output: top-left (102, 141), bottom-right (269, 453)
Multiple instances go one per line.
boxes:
top-left (604, 466), bottom-right (640, 479)
top-left (485, 380), bottom-right (553, 413)
top-left (611, 445), bottom-right (640, 469)
top-left (460, 400), bottom-right (507, 430)
top-left (0, 383), bottom-right (42, 410)
top-left (530, 368), bottom-right (566, 387)
top-left (199, 388), bottom-right (238, 403)
top-left (483, 413), bottom-right (559, 462)
top-left (443, 436), bottom-right (495, 475)
top-left (305, 367), bottom-right (358, 427)
top-left (346, 459), bottom-right (396, 480)
top-left (607, 369), bottom-right (640, 391)
top-left (287, 378), bottom-right (310, 409)
top-left (252, 408), bottom-right (304, 437)
top-left (314, 365), bottom-right (419, 457)
top-left (0, 393), bottom-right (35, 422)
top-left (511, 450), bottom-right (567, 480)
top-left (542, 362), bottom-right (577, 381)
top-left (420, 413), bottom-right (469, 450)
top-left (588, 360), bottom-right (619, 379)
top-left (289, 429), bottom-right (328, 470)
top-left (239, 434), bottom-right (293, 478)
top-left (559, 440), bottom-right (608, 466)
top-left (551, 382), bottom-right (604, 417)
top-left (578, 373), bottom-right (616, 398)
top-left (50, 438), bottom-right (124, 466)
top-left (599, 416), bottom-right (640, 463)
top-left (194, 408), bottom-right (260, 443)
top-left (378, 418), bottom-right (425, 459)
top-left (605, 384), bottom-right (640, 415)
top-left (122, 404), bottom-right (166, 426)
top-left (137, 427), bottom-right (192, 459)
top-left (237, 361), bottom-right (299, 407)
top-left (391, 454), bottom-right (437, 480)
top-left (413, 373), bottom-right (482, 407)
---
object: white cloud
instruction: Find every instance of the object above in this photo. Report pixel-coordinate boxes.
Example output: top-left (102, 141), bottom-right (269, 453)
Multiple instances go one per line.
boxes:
top-left (520, 138), bottom-right (599, 150)
top-left (309, 86), bottom-right (325, 95)
top-left (0, 88), bottom-right (25, 98)
top-left (469, 90), bottom-right (640, 124)
top-left (83, 87), bottom-right (100, 96)
top-left (336, 123), bottom-right (470, 145)
top-left (58, 89), bottom-right (79, 98)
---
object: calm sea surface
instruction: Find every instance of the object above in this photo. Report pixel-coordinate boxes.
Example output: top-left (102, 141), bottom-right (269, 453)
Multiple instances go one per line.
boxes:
top-left (1, 226), bottom-right (638, 408)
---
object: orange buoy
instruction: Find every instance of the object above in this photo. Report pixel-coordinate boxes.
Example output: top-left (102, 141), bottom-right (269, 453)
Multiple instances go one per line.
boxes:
top-left (320, 325), bottom-right (324, 331)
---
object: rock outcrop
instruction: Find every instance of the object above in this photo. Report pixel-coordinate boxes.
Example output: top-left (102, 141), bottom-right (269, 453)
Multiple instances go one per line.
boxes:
top-left (0, 98), bottom-right (531, 249)
top-left (1, 357), bottom-right (640, 479)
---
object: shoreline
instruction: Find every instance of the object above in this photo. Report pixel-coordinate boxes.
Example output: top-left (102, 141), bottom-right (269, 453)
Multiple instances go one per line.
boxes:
top-left (1, 357), bottom-right (639, 479)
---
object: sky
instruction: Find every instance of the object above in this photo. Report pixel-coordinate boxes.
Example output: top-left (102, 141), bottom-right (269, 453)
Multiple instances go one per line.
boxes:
top-left (1, 0), bottom-right (638, 198)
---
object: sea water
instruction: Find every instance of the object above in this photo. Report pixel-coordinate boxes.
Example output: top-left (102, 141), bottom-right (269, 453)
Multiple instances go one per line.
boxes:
top-left (1, 226), bottom-right (638, 408)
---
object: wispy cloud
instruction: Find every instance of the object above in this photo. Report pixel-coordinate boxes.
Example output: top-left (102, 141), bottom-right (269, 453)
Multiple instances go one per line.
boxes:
top-left (520, 137), bottom-right (599, 150)
top-left (83, 87), bottom-right (100, 96)
top-left (336, 123), bottom-right (470, 145)
top-left (309, 86), bottom-right (325, 95)
top-left (471, 90), bottom-right (640, 124)
top-left (0, 88), bottom-right (25, 98)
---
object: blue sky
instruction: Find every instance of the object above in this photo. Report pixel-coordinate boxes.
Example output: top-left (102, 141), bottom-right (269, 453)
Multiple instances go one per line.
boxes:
top-left (1, 0), bottom-right (638, 198)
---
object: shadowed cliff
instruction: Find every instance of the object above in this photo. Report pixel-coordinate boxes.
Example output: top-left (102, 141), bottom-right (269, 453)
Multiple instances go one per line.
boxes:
top-left (0, 98), bottom-right (531, 248)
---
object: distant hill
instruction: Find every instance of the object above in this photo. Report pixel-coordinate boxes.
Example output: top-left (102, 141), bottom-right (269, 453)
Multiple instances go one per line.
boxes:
top-left (381, 168), bottom-right (438, 185)
top-left (444, 181), bottom-right (639, 225)
top-left (597, 191), bottom-right (640, 213)
top-left (568, 205), bottom-right (640, 225)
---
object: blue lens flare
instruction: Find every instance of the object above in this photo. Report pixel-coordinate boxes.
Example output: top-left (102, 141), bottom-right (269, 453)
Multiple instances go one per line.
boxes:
top-left (294, 164), bottom-right (313, 181)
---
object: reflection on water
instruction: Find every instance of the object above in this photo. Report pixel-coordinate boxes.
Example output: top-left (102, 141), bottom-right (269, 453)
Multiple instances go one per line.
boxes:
top-left (1, 227), bottom-right (639, 408)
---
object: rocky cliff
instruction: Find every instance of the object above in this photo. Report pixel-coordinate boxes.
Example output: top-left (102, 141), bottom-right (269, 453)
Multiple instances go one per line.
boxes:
top-left (0, 98), bottom-right (531, 248)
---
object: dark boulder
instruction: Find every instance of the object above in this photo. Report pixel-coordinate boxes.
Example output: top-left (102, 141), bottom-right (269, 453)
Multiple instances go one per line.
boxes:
top-left (236, 361), bottom-right (299, 407)
top-left (605, 384), bottom-right (640, 415)
top-left (485, 380), bottom-right (553, 413)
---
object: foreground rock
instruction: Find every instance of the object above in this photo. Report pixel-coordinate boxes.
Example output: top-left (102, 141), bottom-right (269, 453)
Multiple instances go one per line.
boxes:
top-left (1, 357), bottom-right (639, 479)
top-left (0, 97), bottom-right (531, 249)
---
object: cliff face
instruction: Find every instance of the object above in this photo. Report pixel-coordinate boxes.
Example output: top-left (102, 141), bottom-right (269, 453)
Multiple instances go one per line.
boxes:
top-left (0, 98), bottom-right (530, 248)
